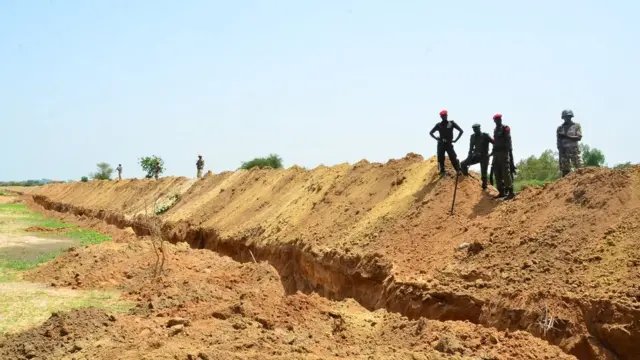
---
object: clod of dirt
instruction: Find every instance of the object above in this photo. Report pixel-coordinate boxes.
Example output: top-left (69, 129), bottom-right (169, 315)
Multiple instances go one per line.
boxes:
top-left (166, 317), bottom-right (190, 328)
top-left (434, 334), bottom-right (465, 355)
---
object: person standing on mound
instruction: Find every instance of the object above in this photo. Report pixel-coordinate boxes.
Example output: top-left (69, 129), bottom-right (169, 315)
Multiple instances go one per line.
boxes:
top-left (429, 109), bottom-right (463, 178)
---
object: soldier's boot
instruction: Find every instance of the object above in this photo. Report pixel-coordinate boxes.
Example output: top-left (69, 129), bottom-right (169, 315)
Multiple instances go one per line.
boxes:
top-left (494, 188), bottom-right (505, 199)
top-left (505, 186), bottom-right (515, 200)
top-left (481, 176), bottom-right (488, 190)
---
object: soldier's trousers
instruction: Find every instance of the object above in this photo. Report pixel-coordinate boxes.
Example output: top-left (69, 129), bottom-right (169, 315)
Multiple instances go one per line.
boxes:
top-left (118, 173), bottom-right (122, 181)
top-left (461, 154), bottom-right (489, 178)
top-left (492, 151), bottom-right (512, 190)
top-left (437, 141), bottom-right (460, 174)
top-left (559, 146), bottom-right (582, 174)
top-left (197, 168), bottom-right (203, 178)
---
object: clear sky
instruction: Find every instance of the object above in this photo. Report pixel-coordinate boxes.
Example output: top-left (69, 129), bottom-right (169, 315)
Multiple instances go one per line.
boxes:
top-left (1, 0), bottom-right (638, 181)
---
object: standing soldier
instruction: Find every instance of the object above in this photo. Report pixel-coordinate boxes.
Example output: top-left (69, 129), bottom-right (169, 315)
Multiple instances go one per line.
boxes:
top-left (116, 164), bottom-right (123, 181)
top-left (557, 109), bottom-right (582, 177)
top-left (491, 113), bottom-right (515, 199)
top-left (154, 163), bottom-right (160, 180)
top-left (429, 110), bottom-right (463, 178)
top-left (461, 124), bottom-right (494, 189)
top-left (196, 155), bottom-right (205, 178)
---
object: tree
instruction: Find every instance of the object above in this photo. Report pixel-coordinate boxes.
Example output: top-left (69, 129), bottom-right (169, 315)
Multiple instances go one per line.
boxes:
top-left (81, 176), bottom-right (89, 182)
top-left (139, 156), bottom-right (165, 179)
top-left (514, 149), bottom-right (560, 183)
top-left (91, 162), bottom-right (114, 180)
top-left (580, 144), bottom-right (605, 167)
top-left (240, 154), bottom-right (284, 170)
top-left (613, 162), bottom-right (633, 170)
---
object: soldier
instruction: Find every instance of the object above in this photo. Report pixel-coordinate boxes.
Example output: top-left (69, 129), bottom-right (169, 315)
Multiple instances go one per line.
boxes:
top-left (429, 110), bottom-right (463, 178)
top-left (491, 113), bottom-right (515, 199)
top-left (461, 124), bottom-right (494, 189)
top-left (116, 164), bottom-right (123, 181)
top-left (557, 109), bottom-right (582, 177)
top-left (196, 155), bottom-right (205, 178)
top-left (154, 163), bottom-right (160, 180)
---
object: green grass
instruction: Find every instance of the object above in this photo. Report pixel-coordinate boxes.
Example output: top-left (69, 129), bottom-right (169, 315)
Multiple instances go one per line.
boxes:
top-left (0, 189), bottom-right (10, 196)
top-left (514, 179), bottom-right (555, 192)
top-left (0, 204), bottom-right (112, 272)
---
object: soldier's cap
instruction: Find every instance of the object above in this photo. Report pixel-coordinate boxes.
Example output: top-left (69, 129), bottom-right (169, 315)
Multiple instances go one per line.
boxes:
top-left (439, 109), bottom-right (448, 116)
top-left (493, 113), bottom-right (502, 120)
top-left (472, 123), bottom-right (481, 128)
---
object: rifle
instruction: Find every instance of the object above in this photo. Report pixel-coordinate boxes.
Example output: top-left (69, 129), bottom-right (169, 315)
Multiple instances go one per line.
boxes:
top-left (488, 152), bottom-right (494, 185)
top-left (450, 172), bottom-right (459, 215)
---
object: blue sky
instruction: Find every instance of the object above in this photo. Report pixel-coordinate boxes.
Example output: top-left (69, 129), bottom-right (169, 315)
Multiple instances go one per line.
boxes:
top-left (1, 0), bottom-right (638, 181)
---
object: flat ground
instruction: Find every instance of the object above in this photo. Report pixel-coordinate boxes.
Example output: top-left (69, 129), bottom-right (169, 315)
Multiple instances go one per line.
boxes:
top-left (0, 192), bottom-right (576, 360)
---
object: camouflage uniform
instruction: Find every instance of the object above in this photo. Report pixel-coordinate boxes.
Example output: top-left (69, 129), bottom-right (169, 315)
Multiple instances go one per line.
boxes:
top-left (557, 116), bottom-right (582, 176)
top-left (116, 165), bottom-right (122, 181)
top-left (196, 156), bottom-right (205, 178)
top-left (154, 164), bottom-right (160, 180)
top-left (492, 118), bottom-right (513, 198)
top-left (461, 124), bottom-right (494, 189)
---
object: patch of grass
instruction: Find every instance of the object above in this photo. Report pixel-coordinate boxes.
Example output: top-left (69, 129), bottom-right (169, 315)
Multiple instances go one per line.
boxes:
top-left (0, 189), bottom-right (10, 196)
top-left (0, 283), bottom-right (133, 333)
top-left (514, 179), bottom-right (555, 192)
top-left (0, 252), bottom-right (61, 271)
top-left (65, 229), bottom-right (111, 246)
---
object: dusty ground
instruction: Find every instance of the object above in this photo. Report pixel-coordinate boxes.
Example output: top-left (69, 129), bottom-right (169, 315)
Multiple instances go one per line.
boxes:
top-left (2, 227), bottom-right (574, 360)
top-left (22, 154), bottom-right (640, 359)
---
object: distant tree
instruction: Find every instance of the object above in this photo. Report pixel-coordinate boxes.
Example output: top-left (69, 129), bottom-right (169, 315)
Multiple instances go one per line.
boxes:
top-left (580, 144), bottom-right (605, 167)
top-left (90, 162), bottom-right (114, 180)
top-left (514, 149), bottom-right (560, 183)
top-left (139, 156), bottom-right (165, 179)
top-left (240, 154), bottom-right (284, 170)
top-left (80, 176), bottom-right (89, 182)
top-left (613, 162), bottom-right (633, 170)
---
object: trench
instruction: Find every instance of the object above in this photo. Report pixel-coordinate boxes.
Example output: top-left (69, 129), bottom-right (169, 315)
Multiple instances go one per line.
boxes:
top-left (31, 194), bottom-right (640, 360)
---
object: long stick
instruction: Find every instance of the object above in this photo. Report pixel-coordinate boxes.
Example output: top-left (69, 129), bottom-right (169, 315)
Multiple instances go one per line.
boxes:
top-left (450, 172), bottom-right (459, 215)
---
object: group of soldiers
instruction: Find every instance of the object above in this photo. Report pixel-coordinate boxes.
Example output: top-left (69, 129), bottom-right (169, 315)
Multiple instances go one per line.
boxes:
top-left (429, 109), bottom-right (583, 200)
top-left (113, 154), bottom-right (206, 181)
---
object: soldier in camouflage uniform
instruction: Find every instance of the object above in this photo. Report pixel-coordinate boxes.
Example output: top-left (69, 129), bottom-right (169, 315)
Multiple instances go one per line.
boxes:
top-left (461, 124), bottom-right (494, 189)
top-left (196, 155), bottom-right (205, 178)
top-left (429, 109), bottom-right (463, 177)
top-left (491, 113), bottom-right (515, 200)
top-left (116, 164), bottom-right (123, 181)
top-left (557, 109), bottom-right (582, 177)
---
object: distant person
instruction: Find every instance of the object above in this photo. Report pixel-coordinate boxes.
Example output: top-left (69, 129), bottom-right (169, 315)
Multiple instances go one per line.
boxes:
top-left (461, 124), bottom-right (494, 189)
top-left (154, 163), bottom-right (160, 180)
top-left (491, 113), bottom-right (515, 199)
top-left (557, 109), bottom-right (583, 177)
top-left (196, 155), bottom-right (205, 178)
top-left (429, 110), bottom-right (463, 178)
top-left (116, 164), bottom-right (122, 181)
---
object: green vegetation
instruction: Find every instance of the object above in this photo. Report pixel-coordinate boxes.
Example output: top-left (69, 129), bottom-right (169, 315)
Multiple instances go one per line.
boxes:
top-left (0, 189), bottom-right (10, 196)
top-left (0, 204), bottom-right (111, 272)
top-left (81, 176), bottom-right (89, 182)
top-left (90, 162), bottom-right (114, 180)
top-left (240, 153), bottom-right (284, 170)
top-left (0, 179), bottom-right (51, 187)
top-left (580, 144), bottom-right (606, 167)
top-left (155, 192), bottom-right (181, 215)
top-left (513, 144), bottom-right (613, 191)
top-left (613, 161), bottom-right (633, 170)
top-left (139, 155), bottom-right (165, 179)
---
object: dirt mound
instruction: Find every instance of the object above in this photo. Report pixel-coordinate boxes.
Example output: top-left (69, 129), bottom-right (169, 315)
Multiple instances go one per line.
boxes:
top-left (10, 235), bottom-right (575, 360)
top-left (27, 156), bottom-right (640, 359)
top-left (25, 226), bottom-right (67, 233)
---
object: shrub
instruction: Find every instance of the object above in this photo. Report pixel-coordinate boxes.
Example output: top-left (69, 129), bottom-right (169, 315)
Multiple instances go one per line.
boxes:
top-left (240, 154), bottom-right (283, 170)
top-left (81, 176), bottom-right (89, 182)
top-left (139, 156), bottom-right (165, 179)
top-left (90, 162), bottom-right (114, 180)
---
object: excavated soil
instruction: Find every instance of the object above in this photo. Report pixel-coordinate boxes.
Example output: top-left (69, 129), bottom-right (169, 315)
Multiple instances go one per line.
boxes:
top-left (21, 154), bottom-right (640, 359)
top-left (1, 235), bottom-right (574, 360)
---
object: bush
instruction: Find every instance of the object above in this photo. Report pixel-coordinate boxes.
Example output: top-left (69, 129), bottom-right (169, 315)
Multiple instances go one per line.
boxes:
top-left (139, 156), bottom-right (165, 179)
top-left (580, 144), bottom-right (605, 167)
top-left (81, 176), bottom-right (89, 182)
top-left (240, 154), bottom-right (283, 170)
top-left (90, 162), bottom-right (114, 180)
top-left (613, 162), bottom-right (633, 170)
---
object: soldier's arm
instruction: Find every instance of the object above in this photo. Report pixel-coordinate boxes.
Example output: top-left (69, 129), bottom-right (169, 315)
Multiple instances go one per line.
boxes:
top-left (429, 125), bottom-right (440, 141)
top-left (468, 135), bottom-right (474, 156)
top-left (504, 126), bottom-right (512, 151)
top-left (567, 124), bottom-right (582, 141)
top-left (452, 121), bottom-right (463, 142)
